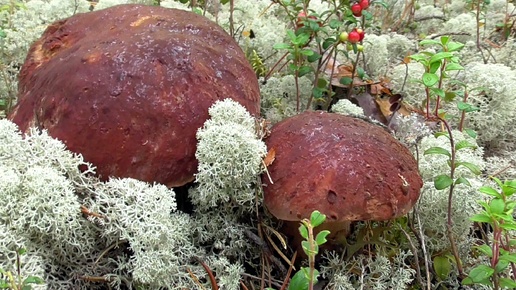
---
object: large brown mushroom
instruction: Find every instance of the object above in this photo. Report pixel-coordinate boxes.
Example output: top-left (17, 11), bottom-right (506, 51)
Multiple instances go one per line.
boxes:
top-left (262, 111), bottom-right (422, 237)
top-left (8, 4), bottom-right (260, 187)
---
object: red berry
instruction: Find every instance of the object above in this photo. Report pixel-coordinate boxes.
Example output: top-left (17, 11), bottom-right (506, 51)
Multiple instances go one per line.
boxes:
top-left (351, 3), bottom-right (362, 17)
top-left (356, 28), bottom-right (365, 41)
top-left (359, 0), bottom-right (370, 10)
top-left (348, 30), bottom-right (361, 43)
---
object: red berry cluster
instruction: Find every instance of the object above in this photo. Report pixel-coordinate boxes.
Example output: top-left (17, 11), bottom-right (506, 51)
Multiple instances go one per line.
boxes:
top-left (351, 0), bottom-right (370, 17)
top-left (339, 28), bottom-right (365, 45)
top-left (348, 28), bottom-right (365, 43)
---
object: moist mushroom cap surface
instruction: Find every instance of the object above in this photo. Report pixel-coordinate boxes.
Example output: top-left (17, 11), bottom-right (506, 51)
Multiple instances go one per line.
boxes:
top-left (262, 111), bottom-right (422, 222)
top-left (8, 4), bottom-right (260, 187)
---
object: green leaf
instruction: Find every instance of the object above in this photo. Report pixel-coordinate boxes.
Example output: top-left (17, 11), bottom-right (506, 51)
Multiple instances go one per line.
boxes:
top-left (23, 276), bottom-right (44, 285)
top-left (455, 140), bottom-right (477, 151)
top-left (457, 101), bottom-right (480, 112)
top-left (454, 177), bottom-right (471, 187)
top-left (329, 19), bottom-right (342, 29)
top-left (499, 253), bottom-right (516, 263)
top-left (495, 259), bottom-right (510, 273)
top-left (424, 147), bottom-right (451, 157)
top-left (419, 39), bottom-right (441, 46)
top-left (444, 91), bottom-right (457, 102)
top-left (273, 43), bottom-right (291, 50)
top-left (409, 53), bottom-right (429, 63)
top-left (434, 131), bottom-right (450, 138)
top-left (502, 181), bottom-right (516, 196)
top-left (455, 161), bottom-right (481, 175)
top-left (434, 175), bottom-right (453, 190)
top-left (433, 255), bottom-right (451, 281)
top-left (500, 278), bottom-right (516, 288)
top-left (299, 224), bottom-right (308, 239)
top-left (315, 230), bottom-right (330, 246)
top-left (288, 268), bottom-right (309, 290)
top-left (429, 60), bottom-right (441, 74)
top-left (298, 65), bottom-right (312, 77)
top-left (470, 213), bottom-right (492, 223)
top-left (322, 37), bottom-right (336, 50)
top-left (286, 30), bottom-right (297, 41)
top-left (430, 52), bottom-right (454, 64)
top-left (505, 200), bottom-right (516, 211)
top-left (363, 10), bottom-right (373, 20)
top-left (422, 72), bottom-right (439, 87)
top-left (301, 240), bottom-right (312, 256)
top-left (461, 277), bottom-right (474, 285)
top-left (475, 244), bottom-right (493, 257)
top-left (296, 33), bottom-right (311, 46)
top-left (339, 77), bottom-right (353, 85)
top-left (478, 200), bottom-right (490, 211)
top-left (440, 36), bottom-right (450, 45)
top-left (447, 41), bottom-right (465, 52)
top-left (299, 49), bottom-right (314, 56)
top-left (467, 265), bottom-right (495, 283)
top-left (373, 0), bottom-right (389, 8)
top-left (307, 51), bottom-right (321, 63)
top-left (491, 176), bottom-right (503, 188)
top-left (464, 128), bottom-right (477, 138)
top-left (489, 198), bottom-right (505, 215)
top-left (499, 212), bottom-right (516, 223)
top-left (357, 67), bottom-right (366, 79)
top-left (310, 210), bottom-right (326, 227)
top-left (500, 223), bottom-right (516, 230)
top-left (312, 87), bottom-right (325, 99)
top-left (430, 87), bottom-right (445, 98)
top-left (308, 20), bottom-right (320, 31)
top-left (479, 186), bottom-right (501, 198)
top-left (445, 62), bottom-right (464, 71)
top-left (316, 78), bottom-right (328, 88)
top-left (18, 248), bottom-right (27, 255)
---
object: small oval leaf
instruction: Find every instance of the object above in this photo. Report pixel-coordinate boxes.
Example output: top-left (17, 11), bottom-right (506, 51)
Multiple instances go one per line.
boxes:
top-left (310, 210), bottom-right (326, 227)
top-left (433, 255), bottom-right (451, 281)
top-left (434, 175), bottom-right (453, 190)
top-left (315, 230), bottom-right (330, 246)
top-left (422, 72), bottom-right (439, 87)
top-left (424, 147), bottom-right (451, 157)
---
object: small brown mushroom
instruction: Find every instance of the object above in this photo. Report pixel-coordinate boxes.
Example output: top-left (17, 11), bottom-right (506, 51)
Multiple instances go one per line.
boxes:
top-left (8, 4), bottom-right (260, 187)
top-left (262, 111), bottom-right (422, 238)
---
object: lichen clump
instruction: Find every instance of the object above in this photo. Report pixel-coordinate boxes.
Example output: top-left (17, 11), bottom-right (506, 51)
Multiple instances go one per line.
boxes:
top-left (0, 119), bottom-right (204, 289)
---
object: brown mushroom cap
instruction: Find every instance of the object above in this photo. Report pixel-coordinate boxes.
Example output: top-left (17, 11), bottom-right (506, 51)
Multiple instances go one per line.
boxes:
top-left (262, 111), bottom-right (422, 222)
top-left (8, 4), bottom-right (260, 187)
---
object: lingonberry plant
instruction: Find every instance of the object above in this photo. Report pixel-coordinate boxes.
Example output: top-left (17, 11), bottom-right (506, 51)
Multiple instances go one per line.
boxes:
top-left (288, 210), bottom-right (330, 290)
top-left (411, 36), bottom-right (486, 279)
top-left (269, 0), bottom-right (381, 111)
top-left (463, 178), bottom-right (516, 289)
top-left (0, 249), bottom-right (44, 290)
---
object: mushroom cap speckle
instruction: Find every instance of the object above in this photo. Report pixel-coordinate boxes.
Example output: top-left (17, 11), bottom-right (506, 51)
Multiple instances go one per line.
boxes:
top-left (262, 111), bottom-right (422, 222)
top-left (8, 4), bottom-right (260, 187)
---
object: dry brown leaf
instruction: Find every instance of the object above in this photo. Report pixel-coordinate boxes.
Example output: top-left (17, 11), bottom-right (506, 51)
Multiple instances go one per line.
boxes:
top-left (374, 95), bottom-right (413, 119)
top-left (370, 83), bottom-right (390, 95)
top-left (323, 61), bottom-right (369, 87)
top-left (263, 148), bottom-right (276, 167)
top-left (402, 53), bottom-right (412, 64)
